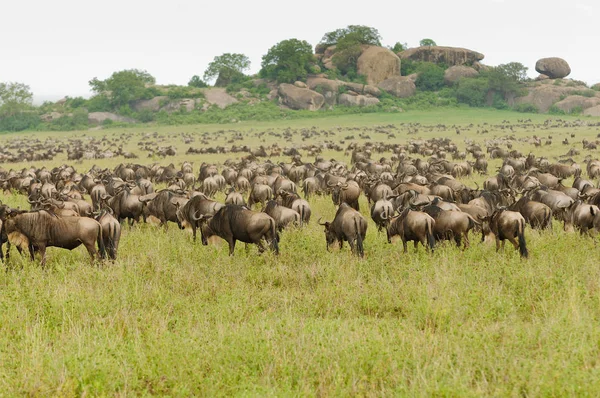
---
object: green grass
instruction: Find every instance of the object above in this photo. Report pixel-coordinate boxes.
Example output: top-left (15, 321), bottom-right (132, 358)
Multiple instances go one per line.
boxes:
top-left (1, 108), bottom-right (600, 395)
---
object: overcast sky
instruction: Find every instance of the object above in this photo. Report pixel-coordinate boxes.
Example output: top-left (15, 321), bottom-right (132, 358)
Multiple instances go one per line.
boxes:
top-left (1, 0), bottom-right (598, 103)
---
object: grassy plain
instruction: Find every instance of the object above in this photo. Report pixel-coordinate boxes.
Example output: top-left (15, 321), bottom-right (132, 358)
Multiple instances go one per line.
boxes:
top-left (1, 109), bottom-right (600, 395)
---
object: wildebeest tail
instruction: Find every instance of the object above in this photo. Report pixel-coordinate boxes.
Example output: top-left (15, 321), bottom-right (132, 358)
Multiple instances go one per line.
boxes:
top-left (544, 208), bottom-right (552, 230)
top-left (517, 219), bottom-right (528, 258)
top-left (426, 219), bottom-right (435, 251)
top-left (269, 218), bottom-right (279, 255)
top-left (299, 205), bottom-right (304, 227)
top-left (355, 217), bottom-right (364, 258)
top-left (97, 224), bottom-right (107, 260)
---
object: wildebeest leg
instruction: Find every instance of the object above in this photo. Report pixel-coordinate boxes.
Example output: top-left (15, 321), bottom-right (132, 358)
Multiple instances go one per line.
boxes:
top-left (463, 233), bottom-right (470, 250)
top-left (507, 236), bottom-right (519, 251)
top-left (348, 238), bottom-right (355, 254)
top-left (228, 239), bottom-right (236, 256)
top-left (28, 243), bottom-right (36, 262)
top-left (38, 245), bottom-right (47, 267)
top-left (83, 241), bottom-right (99, 265)
top-left (402, 239), bottom-right (408, 253)
top-left (495, 237), bottom-right (501, 252)
top-left (414, 240), bottom-right (419, 251)
top-left (192, 225), bottom-right (197, 241)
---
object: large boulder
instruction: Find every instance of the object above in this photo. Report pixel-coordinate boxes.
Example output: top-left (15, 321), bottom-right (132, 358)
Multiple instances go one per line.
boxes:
top-left (132, 96), bottom-right (168, 112)
top-left (399, 46), bottom-right (484, 66)
top-left (554, 95), bottom-right (600, 113)
top-left (535, 57), bottom-right (571, 79)
top-left (203, 88), bottom-right (238, 109)
top-left (40, 111), bottom-right (63, 122)
top-left (444, 65), bottom-right (479, 85)
top-left (344, 82), bottom-right (381, 97)
top-left (88, 112), bottom-right (135, 125)
top-left (378, 76), bottom-right (416, 98)
top-left (338, 93), bottom-right (380, 107)
top-left (356, 46), bottom-right (401, 86)
top-left (584, 105), bottom-right (600, 117)
top-left (278, 83), bottom-right (325, 111)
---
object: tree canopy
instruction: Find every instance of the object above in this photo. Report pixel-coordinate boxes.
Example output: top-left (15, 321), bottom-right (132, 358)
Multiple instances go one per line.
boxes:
top-left (320, 25), bottom-right (382, 47)
top-left (188, 75), bottom-right (208, 88)
top-left (260, 39), bottom-right (315, 83)
top-left (203, 53), bottom-right (251, 87)
top-left (0, 82), bottom-right (34, 117)
top-left (89, 69), bottom-right (156, 108)
top-left (419, 38), bottom-right (437, 47)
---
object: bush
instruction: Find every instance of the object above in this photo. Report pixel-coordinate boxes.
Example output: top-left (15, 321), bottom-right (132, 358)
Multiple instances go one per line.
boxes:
top-left (400, 59), bottom-right (419, 76)
top-left (570, 106), bottom-right (584, 115)
top-left (137, 109), bottom-right (155, 122)
top-left (455, 78), bottom-right (488, 107)
top-left (165, 85), bottom-right (205, 99)
top-left (86, 94), bottom-right (112, 112)
top-left (548, 105), bottom-right (566, 115)
top-left (188, 75), bottom-right (208, 88)
top-left (415, 63), bottom-right (445, 92)
top-left (46, 109), bottom-right (89, 131)
top-left (513, 103), bottom-right (539, 113)
top-left (0, 112), bottom-right (41, 132)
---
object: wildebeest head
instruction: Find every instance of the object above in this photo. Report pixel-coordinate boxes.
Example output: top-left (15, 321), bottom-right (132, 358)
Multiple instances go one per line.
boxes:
top-left (318, 217), bottom-right (335, 250)
top-left (196, 215), bottom-right (214, 246)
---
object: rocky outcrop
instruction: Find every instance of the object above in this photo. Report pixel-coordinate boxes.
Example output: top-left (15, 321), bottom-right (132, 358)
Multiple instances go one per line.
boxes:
top-left (40, 112), bottom-right (63, 122)
top-left (132, 96), bottom-right (168, 112)
top-left (278, 84), bottom-right (324, 111)
top-left (553, 95), bottom-right (600, 113)
top-left (399, 46), bottom-right (484, 66)
top-left (338, 93), bottom-right (380, 107)
top-left (294, 81), bottom-right (308, 88)
top-left (88, 112), bottom-right (135, 125)
top-left (356, 46), bottom-right (401, 86)
top-left (514, 80), bottom-right (592, 113)
top-left (592, 83), bottom-right (600, 91)
top-left (378, 76), bottom-right (416, 98)
top-left (535, 58), bottom-right (571, 79)
top-left (444, 65), bottom-right (479, 85)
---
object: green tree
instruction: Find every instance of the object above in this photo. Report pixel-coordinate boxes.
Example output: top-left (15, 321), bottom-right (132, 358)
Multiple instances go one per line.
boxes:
top-left (332, 32), bottom-right (368, 74)
top-left (188, 75), bottom-right (208, 88)
top-left (389, 42), bottom-right (408, 53)
top-left (455, 77), bottom-right (489, 107)
top-left (203, 53), bottom-right (251, 87)
top-left (485, 62), bottom-right (528, 98)
top-left (260, 39), bottom-right (315, 83)
top-left (419, 38), bottom-right (437, 47)
top-left (320, 25), bottom-right (382, 46)
top-left (0, 82), bottom-right (34, 117)
top-left (89, 69), bottom-right (156, 108)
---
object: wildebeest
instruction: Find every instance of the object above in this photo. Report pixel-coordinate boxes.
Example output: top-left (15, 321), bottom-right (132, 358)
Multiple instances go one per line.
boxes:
top-left (197, 205), bottom-right (279, 256)
top-left (422, 205), bottom-right (479, 249)
top-left (564, 200), bottom-right (600, 235)
top-left (509, 196), bottom-right (552, 230)
top-left (278, 191), bottom-right (311, 226)
top-left (263, 201), bottom-right (300, 232)
top-left (140, 190), bottom-right (187, 229)
top-left (370, 198), bottom-right (394, 232)
top-left (319, 203), bottom-right (367, 257)
top-left (330, 181), bottom-right (361, 211)
top-left (3, 209), bottom-right (105, 266)
top-left (104, 187), bottom-right (146, 225)
top-left (95, 209), bottom-right (121, 260)
top-left (175, 194), bottom-right (224, 241)
top-left (247, 183), bottom-right (273, 209)
top-left (386, 208), bottom-right (435, 253)
top-left (484, 209), bottom-right (528, 258)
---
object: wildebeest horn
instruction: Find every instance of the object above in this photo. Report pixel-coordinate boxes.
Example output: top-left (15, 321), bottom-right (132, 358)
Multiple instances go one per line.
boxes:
top-left (192, 210), bottom-right (204, 221)
top-left (317, 217), bottom-right (328, 226)
top-left (100, 194), bottom-right (109, 200)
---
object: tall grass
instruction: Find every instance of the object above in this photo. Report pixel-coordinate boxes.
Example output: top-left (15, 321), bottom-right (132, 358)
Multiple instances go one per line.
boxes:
top-left (0, 109), bottom-right (599, 395)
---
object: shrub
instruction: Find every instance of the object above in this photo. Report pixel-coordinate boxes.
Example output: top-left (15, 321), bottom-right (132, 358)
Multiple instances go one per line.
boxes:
top-left (548, 105), bottom-right (566, 115)
top-left (137, 109), bottom-right (155, 122)
top-left (188, 75), bottom-right (208, 88)
top-left (513, 103), bottom-right (539, 113)
top-left (455, 78), bottom-right (488, 107)
top-left (319, 25), bottom-right (382, 47)
top-left (86, 94), bottom-right (112, 112)
top-left (0, 112), bottom-right (41, 132)
top-left (570, 106), bottom-right (584, 115)
top-left (415, 63), bottom-right (445, 92)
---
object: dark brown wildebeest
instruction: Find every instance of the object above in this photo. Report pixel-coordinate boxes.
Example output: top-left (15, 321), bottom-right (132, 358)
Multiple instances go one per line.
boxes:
top-left (484, 209), bottom-right (528, 258)
top-left (175, 194), bottom-right (224, 241)
top-left (140, 190), bottom-right (187, 230)
top-left (3, 209), bottom-right (105, 266)
top-left (370, 198), bottom-right (394, 232)
top-left (319, 203), bottom-right (367, 257)
top-left (330, 181), bottom-right (361, 211)
top-left (422, 205), bottom-right (479, 249)
top-left (509, 196), bottom-right (552, 230)
top-left (386, 208), bottom-right (435, 253)
top-left (197, 205), bottom-right (279, 256)
top-left (263, 200), bottom-right (300, 232)
top-left (95, 209), bottom-right (121, 260)
top-left (104, 187), bottom-right (146, 225)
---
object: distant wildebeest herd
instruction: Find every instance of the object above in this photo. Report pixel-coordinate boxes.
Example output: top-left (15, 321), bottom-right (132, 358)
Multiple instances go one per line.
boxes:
top-left (1, 122), bottom-right (600, 265)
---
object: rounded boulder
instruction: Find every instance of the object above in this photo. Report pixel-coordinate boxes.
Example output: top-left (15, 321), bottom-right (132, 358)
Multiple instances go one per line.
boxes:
top-left (535, 57), bottom-right (571, 79)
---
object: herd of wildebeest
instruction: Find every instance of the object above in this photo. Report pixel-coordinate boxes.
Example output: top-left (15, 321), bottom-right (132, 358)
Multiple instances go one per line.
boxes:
top-left (1, 119), bottom-right (600, 265)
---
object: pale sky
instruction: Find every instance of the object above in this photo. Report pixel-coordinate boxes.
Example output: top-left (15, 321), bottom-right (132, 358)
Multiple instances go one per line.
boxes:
top-left (1, 0), bottom-right (598, 103)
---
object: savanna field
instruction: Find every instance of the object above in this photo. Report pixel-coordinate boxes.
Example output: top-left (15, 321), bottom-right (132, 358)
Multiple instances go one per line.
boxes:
top-left (2, 109), bottom-right (600, 396)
